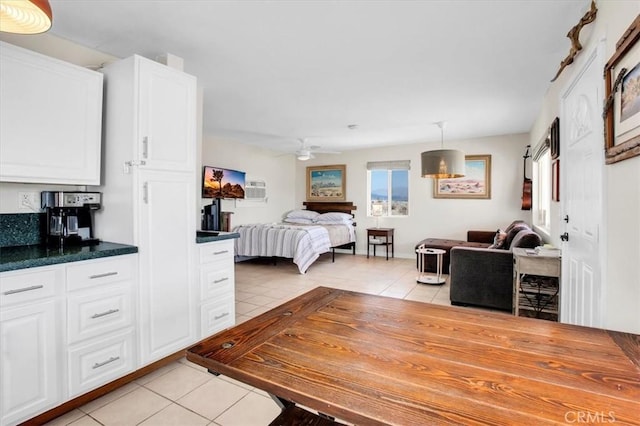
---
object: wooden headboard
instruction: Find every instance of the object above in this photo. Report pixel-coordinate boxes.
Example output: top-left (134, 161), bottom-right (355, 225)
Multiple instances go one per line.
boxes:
top-left (302, 201), bottom-right (357, 215)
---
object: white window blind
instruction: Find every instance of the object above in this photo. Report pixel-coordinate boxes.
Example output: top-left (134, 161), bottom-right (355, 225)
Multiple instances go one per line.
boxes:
top-left (366, 160), bottom-right (410, 170)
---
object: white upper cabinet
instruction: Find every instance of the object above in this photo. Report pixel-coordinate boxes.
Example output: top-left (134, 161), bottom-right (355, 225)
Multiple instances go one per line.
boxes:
top-left (137, 58), bottom-right (196, 172)
top-left (0, 41), bottom-right (103, 185)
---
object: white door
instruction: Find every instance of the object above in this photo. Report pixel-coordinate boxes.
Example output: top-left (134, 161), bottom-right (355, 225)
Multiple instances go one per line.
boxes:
top-left (137, 170), bottom-right (196, 365)
top-left (137, 57), bottom-right (196, 172)
top-left (560, 43), bottom-right (605, 328)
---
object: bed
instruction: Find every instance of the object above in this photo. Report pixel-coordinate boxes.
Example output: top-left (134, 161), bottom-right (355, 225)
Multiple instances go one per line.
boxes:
top-left (233, 201), bottom-right (357, 274)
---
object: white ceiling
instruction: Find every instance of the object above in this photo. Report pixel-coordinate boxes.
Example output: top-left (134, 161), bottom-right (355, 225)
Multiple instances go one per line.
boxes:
top-left (48, 0), bottom-right (590, 154)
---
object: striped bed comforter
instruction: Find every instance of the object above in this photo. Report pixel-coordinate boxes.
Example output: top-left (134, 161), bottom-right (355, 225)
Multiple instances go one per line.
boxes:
top-left (233, 223), bottom-right (333, 274)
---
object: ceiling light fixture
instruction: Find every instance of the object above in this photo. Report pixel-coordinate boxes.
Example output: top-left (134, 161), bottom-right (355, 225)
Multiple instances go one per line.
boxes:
top-left (421, 121), bottom-right (465, 179)
top-left (297, 151), bottom-right (311, 161)
top-left (0, 0), bottom-right (52, 34)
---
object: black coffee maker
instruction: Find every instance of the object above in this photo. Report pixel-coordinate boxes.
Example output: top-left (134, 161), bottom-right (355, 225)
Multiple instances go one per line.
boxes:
top-left (41, 191), bottom-right (102, 247)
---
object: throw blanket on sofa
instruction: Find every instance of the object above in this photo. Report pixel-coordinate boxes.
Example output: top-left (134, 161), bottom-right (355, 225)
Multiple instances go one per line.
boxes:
top-left (233, 223), bottom-right (332, 274)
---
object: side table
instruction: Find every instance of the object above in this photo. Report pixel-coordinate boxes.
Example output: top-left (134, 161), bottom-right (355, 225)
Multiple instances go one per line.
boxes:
top-left (415, 245), bottom-right (446, 284)
top-left (512, 247), bottom-right (561, 321)
top-left (366, 228), bottom-right (394, 260)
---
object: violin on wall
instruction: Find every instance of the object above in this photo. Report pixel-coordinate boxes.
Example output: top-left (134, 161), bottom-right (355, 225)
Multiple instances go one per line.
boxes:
top-left (521, 145), bottom-right (532, 210)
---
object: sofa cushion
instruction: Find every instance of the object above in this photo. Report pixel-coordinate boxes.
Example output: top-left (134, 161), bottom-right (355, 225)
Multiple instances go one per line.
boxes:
top-left (504, 223), bottom-right (530, 248)
top-left (505, 220), bottom-right (527, 234)
top-left (509, 229), bottom-right (542, 249)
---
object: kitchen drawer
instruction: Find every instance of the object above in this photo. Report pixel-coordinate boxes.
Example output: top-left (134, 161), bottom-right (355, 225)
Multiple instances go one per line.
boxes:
top-left (199, 240), bottom-right (234, 264)
top-left (201, 295), bottom-right (235, 338)
top-left (67, 328), bottom-right (135, 398)
top-left (67, 255), bottom-right (135, 292)
top-left (0, 266), bottom-right (63, 307)
top-left (67, 284), bottom-right (134, 344)
top-left (200, 262), bottom-right (234, 301)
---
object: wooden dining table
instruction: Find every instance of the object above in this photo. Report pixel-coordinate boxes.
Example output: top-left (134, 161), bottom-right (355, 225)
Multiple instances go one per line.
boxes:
top-left (186, 286), bottom-right (640, 425)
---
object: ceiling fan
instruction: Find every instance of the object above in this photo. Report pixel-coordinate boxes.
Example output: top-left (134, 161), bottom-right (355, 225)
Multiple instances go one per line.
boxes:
top-left (295, 138), bottom-right (341, 161)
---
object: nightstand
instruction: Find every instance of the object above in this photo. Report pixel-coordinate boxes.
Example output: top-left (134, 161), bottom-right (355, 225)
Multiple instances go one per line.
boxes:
top-left (367, 228), bottom-right (394, 260)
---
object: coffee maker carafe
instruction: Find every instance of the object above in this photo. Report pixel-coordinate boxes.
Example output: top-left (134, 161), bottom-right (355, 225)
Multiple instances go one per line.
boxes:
top-left (41, 191), bottom-right (102, 247)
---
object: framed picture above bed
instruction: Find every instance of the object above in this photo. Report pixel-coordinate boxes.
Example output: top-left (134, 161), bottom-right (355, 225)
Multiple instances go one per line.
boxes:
top-left (306, 164), bottom-right (346, 202)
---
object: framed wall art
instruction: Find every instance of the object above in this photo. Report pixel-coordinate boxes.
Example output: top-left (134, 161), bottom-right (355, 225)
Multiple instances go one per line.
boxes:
top-left (603, 15), bottom-right (640, 164)
top-left (306, 164), bottom-right (346, 202)
top-left (550, 117), bottom-right (560, 160)
top-left (552, 159), bottom-right (560, 202)
top-left (433, 155), bottom-right (491, 199)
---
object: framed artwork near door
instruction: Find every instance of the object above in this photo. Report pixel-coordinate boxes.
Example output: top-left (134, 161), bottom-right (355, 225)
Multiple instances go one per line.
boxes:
top-left (552, 159), bottom-right (560, 202)
top-left (603, 15), bottom-right (640, 164)
top-left (306, 164), bottom-right (346, 202)
top-left (433, 155), bottom-right (491, 199)
top-left (550, 117), bottom-right (560, 160)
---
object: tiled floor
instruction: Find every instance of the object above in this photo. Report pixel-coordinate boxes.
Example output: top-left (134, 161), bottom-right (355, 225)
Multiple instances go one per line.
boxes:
top-left (46, 253), bottom-right (496, 426)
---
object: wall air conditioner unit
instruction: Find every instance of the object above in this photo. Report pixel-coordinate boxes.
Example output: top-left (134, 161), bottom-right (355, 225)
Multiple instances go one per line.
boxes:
top-left (245, 180), bottom-right (267, 201)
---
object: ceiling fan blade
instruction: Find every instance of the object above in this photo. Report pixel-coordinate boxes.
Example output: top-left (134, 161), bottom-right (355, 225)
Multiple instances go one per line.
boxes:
top-left (311, 149), bottom-right (341, 154)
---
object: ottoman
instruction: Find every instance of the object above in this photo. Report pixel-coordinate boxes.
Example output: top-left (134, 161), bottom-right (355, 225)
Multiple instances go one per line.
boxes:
top-left (415, 236), bottom-right (492, 273)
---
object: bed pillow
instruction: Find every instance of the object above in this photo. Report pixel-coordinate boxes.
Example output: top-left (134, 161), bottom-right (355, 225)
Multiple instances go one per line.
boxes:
top-left (315, 212), bottom-right (353, 223)
top-left (285, 209), bottom-right (320, 220)
top-left (283, 217), bottom-right (315, 224)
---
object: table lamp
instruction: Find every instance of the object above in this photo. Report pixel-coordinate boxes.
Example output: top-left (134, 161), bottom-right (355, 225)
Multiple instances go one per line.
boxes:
top-left (371, 203), bottom-right (384, 229)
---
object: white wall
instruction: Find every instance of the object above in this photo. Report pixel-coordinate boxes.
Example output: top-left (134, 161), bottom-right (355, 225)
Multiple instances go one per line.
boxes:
top-left (293, 133), bottom-right (531, 258)
top-left (529, 1), bottom-right (640, 333)
top-left (200, 138), bottom-right (297, 226)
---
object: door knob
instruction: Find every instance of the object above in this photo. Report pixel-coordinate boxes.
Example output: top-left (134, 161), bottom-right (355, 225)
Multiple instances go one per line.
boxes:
top-left (560, 232), bottom-right (569, 241)
top-left (563, 215), bottom-right (569, 223)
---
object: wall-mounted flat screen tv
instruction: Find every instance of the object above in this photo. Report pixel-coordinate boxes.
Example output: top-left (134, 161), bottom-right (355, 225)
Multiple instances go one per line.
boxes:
top-left (202, 166), bottom-right (246, 199)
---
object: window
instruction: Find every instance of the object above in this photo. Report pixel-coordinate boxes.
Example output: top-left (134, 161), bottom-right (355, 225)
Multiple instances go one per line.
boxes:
top-left (532, 140), bottom-right (551, 233)
top-left (367, 161), bottom-right (409, 217)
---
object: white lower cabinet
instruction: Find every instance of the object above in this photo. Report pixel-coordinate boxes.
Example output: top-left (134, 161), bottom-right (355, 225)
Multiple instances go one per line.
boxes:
top-left (0, 254), bottom-right (137, 426)
top-left (65, 255), bottom-right (137, 398)
top-left (198, 240), bottom-right (236, 338)
top-left (67, 329), bottom-right (135, 398)
top-left (0, 267), bottom-right (64, 426)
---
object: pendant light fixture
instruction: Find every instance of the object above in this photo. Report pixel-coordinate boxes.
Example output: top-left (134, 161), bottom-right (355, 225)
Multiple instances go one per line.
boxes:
top-left (0, 0), bottom-right (52, 34)
top-left (421, 121), bottom-right (465, 178)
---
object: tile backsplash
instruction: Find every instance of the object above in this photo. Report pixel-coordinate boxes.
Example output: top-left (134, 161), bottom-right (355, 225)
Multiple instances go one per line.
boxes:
top-left (0, 213), bottom-right (45, 247)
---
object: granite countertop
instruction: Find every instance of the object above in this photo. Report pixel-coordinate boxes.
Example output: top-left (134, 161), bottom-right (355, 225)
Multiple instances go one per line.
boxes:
top-left (0, 230), bottom-right (238, 273)
top-left (0, 242), bottom-right (139, 273)
top-left (196, 231), bottom-right (240, 244)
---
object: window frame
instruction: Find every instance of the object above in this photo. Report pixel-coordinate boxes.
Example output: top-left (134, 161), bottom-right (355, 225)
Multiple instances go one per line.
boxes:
top-left (533, 148), bottom-right (551, 235)
top-left (367, 165), bottom-right (409, 218)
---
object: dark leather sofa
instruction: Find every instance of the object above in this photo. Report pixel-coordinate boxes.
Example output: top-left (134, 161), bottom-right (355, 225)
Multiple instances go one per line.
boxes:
top-left (449, 222), bottom-right (542, 311)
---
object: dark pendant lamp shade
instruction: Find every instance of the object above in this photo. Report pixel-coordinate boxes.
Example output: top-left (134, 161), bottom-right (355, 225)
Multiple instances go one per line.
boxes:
top-left (421, 122), bottom-right (465, 178)
top-left (0, 0), bottom-right (52, 34)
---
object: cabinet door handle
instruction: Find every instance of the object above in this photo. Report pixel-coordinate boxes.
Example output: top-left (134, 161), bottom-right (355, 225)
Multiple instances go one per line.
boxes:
top-left (213, 250), bottom-right (229, 255)
top-left (214, 312), bottom-right (229, 320)
top-left (213, 277), bottom-right (229, 284)
top-left (91, 308), bottom-right (120, 319)
top-left (142, 136), bottom-right (149, 159)
top-left (3, 284), bottom-right (44, 295)
top-left (143, 182), bottom-right (148, 204)
top-left (92, 356), bottom-right (120, 369)
top-left (89, 271), bottom-right (118, 279)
